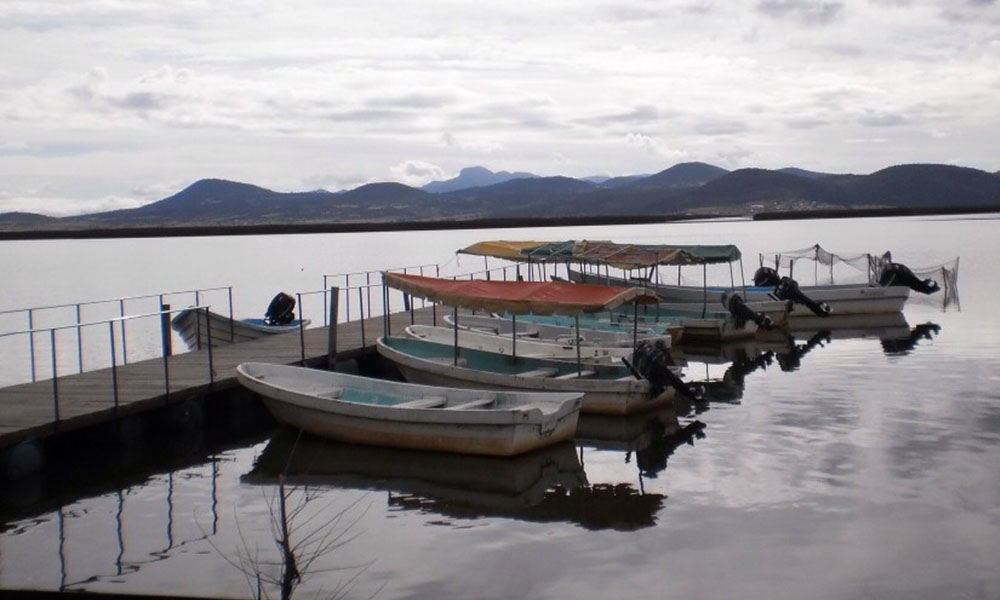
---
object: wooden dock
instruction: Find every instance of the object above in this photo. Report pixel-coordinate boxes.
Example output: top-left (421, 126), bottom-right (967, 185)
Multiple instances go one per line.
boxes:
top-left (0, 306), bottom-right (444, 451)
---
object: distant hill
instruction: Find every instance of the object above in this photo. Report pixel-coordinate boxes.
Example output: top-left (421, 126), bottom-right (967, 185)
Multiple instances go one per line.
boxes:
top-left (2, 162), bottom-right (998, 233)
top-left (422, 166), bottom-right (537, 193)
top-left (777, 167), bottom-right (835, 179)
top-left (624, 162), bottom-right (729, 189)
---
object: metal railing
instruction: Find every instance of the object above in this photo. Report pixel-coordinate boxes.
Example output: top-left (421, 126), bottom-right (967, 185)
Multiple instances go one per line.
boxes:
top-left (0, 305), bottom-right (215, 422)
top-left (1, 287), bottom-right (232, 382)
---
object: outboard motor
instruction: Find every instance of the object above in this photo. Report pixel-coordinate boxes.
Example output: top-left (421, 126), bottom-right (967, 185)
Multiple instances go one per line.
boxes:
top-left (879, 262), bottom-right (940, 294)
top-left (772, 276), bottom-right (832, 317)
top-left (626, 339), bottom-right (703, 400)
top-left (722, 292), bottom-right (774, 330)
top-left (264, 292), bottom-right (296, 326)
top-left (753, 266), bottom-right (782, 288)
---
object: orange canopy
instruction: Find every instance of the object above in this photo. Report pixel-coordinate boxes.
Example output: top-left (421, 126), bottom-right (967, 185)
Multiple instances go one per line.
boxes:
top-left (382, 272), bottom-right (659, 315)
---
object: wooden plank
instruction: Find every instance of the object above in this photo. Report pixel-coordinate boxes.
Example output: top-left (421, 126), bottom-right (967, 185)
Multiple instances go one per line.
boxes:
top-left (0, 306), bottom-right (443, 449)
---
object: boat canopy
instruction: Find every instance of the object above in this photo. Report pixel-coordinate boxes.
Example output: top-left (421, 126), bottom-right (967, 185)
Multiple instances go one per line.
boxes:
top-left (382, 272), bottom-right (660, 315)
top-left (458, 240), bottom-right (741, 268)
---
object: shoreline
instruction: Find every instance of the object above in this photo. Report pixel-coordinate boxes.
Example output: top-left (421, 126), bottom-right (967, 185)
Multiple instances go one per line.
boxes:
top-left (1, 205), bottom-right (997, 241)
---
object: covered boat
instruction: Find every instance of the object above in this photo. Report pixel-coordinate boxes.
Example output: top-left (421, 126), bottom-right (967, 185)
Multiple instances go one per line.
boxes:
top-left (377, 272), bottom-right (702, 414)
top-left (236, 362), bottom-right (582, 456)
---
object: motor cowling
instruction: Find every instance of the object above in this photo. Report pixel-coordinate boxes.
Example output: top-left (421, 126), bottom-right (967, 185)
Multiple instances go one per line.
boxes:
top-left (879, 262), bottom-right (940, 294)
top-left (753, 266), bottom-right (781, 287)
top-left (772, 276), bottom-right (832, 317)
top-left (722, 292), bottom-right (774, 330)
top-left (628, 339), bottom-right (703, 400)
top-left (264, 292), bottom-right (296, 325)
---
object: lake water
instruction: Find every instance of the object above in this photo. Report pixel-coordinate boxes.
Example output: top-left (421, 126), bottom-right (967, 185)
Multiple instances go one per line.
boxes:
top-left (1, 215), bottom-right (999, 599)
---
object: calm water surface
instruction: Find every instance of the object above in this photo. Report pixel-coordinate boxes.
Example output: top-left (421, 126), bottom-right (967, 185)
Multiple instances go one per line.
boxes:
top-left (1, 216), bottom-right (998, 599)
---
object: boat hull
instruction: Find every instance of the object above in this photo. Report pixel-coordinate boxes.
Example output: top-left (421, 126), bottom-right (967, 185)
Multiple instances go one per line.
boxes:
top-left (377, 337), bottom-right (674, 416)
top-left (237, 362), bottom-right (581, 456)
top-left (170, 309), bottom-right (309, 350)
top-left (405, 324), bottom-right (634, 362)
top-left (568, 269), bottom-right (910, 315)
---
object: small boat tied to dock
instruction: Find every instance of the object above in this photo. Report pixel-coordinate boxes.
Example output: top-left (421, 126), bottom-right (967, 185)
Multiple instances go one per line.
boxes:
top-left (376, 271), bottom-right (703, 415)
top-left (236, 362), bottom-right (583, 456)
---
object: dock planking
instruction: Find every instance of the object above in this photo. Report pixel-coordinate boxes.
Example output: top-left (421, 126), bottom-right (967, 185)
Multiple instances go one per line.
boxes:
top-left (0, 305), bottom-right (445, 450)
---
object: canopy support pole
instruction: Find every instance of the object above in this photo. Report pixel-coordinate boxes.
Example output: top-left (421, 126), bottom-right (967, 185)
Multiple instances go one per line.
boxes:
top-left (633, 300), bottom-right (639, 349)
top-left (575, 315), bottom-right (582, 377)
top-left (453, 306), bottom-right (459, 366)
top-left (740, 257), bottom-right (747, 296)
top-left (511, 314), bottom-right (517, 360)
top-left (702, 263), bottom-right (708, 318)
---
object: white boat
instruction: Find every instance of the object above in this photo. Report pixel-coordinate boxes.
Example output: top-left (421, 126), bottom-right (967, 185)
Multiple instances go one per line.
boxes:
top-left (170, 308), bottom-right (310, 350)
top-left (568, 268), bottom-right (910, 315)
top-left (378, 272), bottom-right (703, 414)
top-left (444, 312), bottom-right (672, 347)
top-left (405, 323), bottom-right (636, 363)
top-left (235, 362), bottom-right (582, 456)
top-left (376, 335), bottom-right (680, 416)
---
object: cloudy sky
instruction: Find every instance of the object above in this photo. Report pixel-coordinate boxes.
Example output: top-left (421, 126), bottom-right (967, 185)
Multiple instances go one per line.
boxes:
top-left (1, 0), bottom-right (997, 216)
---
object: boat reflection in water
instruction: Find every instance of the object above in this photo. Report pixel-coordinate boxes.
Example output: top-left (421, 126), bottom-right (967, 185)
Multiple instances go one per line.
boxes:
top-left (244, 431), bottom-right (667, 531)
top-left (576, 406), bottom-right (706, 488)
top-left (672, 312), bottom-right (942, 405)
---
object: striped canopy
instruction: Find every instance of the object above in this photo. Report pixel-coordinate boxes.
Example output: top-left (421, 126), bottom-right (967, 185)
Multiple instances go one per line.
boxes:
top-left (458, 240), bottom-right (741, 268)
top-left (382, 272), bottom-right (659, 315)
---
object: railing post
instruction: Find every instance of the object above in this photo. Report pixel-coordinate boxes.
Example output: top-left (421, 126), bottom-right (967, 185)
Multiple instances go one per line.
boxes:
top-left (75, 303), bottom-right (84, 373)
top-left (328, 287), bottom-right (339, 369)
top-left (119, 299), bottom-right (128, 364)
top-left (382, 283), bottom-right (390, 338)
top-left (297, 293), bottom-right (306, 365)
top-left (28, 308), bottom-right (36, 382)
top-left (204, 307), bottom-right (214, 384)
top-left (194, 291), bottom-right (202, 351)
top-left (227, 287), bottom-right (235, 342)
top-left (161, 304), bottom-right (172, 400)
top-left (322, 275), bottom-right (329, 327)
top-left (109, 321), bottom-right (119, 410)
top-left (358, 286), bottom-right (366, 347)
top-left (51, 329), bottom-right (60, 422)
top-left (365, 272), bottom-right (372, 323)
top-left (345, 274), bottom-right (351, 322)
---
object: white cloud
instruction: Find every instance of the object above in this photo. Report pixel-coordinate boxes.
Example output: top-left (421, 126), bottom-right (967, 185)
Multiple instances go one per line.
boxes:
top-left (388, 160), bottom-right (446, 187)
top-left (0, 0), bottom-right (997, 214)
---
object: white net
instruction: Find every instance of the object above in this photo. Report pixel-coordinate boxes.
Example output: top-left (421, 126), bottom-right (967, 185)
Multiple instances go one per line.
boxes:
top-left (759, 244), bottom-right (960, 307)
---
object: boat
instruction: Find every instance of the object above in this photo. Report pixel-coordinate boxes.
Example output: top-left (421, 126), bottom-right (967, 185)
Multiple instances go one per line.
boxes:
top-left (455, 239), bottom-right (910, 316)
top-left (376, 272), bottom-right (703, 415)
top-left (170, 292), bottom-right (310, 350)
top-left (170, 308), bottom-right (310, 350)
top-left (235, 361), bottom-right (582, 456)
top-left (444, 312), bottom-right (672, 347)
top-left (378, 335), bottom-right (679, 415)
top-left (404, 323), bottom-right (637, 363)
top-left (568, 268), bottom-right (910, 315)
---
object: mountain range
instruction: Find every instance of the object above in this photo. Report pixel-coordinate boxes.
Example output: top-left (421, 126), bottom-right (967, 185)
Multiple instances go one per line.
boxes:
top-left (2, 162), bottom-right (999, 233)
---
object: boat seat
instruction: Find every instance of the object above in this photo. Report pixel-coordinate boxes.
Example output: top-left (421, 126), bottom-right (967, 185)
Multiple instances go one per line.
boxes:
top-left (318, 387), bottom-right (343, 399)
top-left (395, 396), bottom-right (447, 409)
top-left (616, 375), bottom-right (639, 381)
top-left (446, 398), bottom-right (495, 410)
top-left (554, 370), bottom-right (596, 380)
top-left (516, 367), bottom-right (559, 378)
